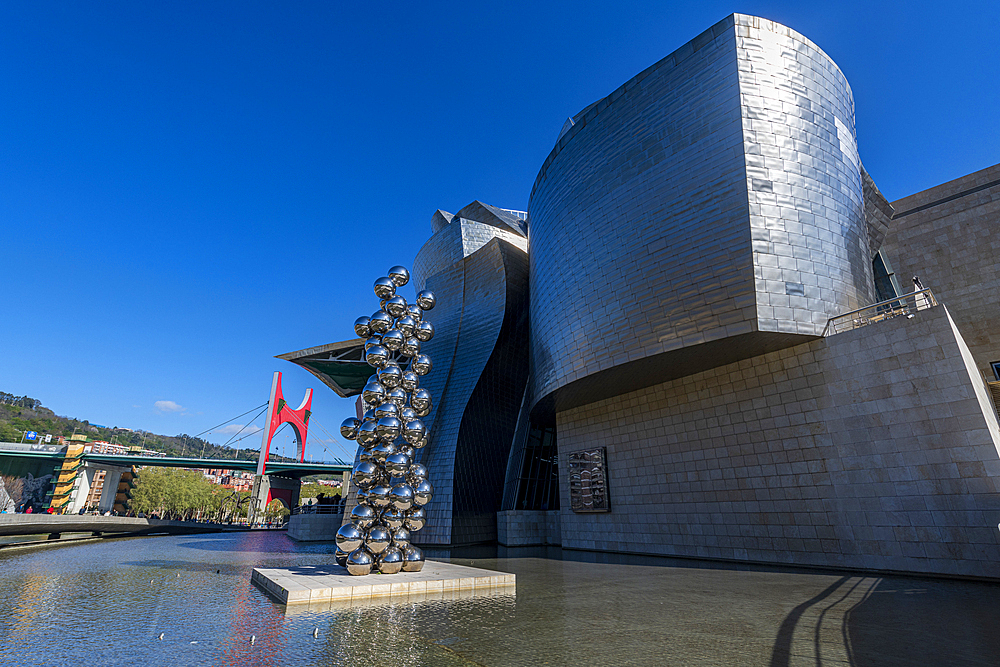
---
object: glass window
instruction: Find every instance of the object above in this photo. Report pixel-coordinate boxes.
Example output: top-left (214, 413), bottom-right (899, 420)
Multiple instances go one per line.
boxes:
top-left (991, 361), bottom-right (1000, 381)
top-left (511, 423), bottom-right (559, 511)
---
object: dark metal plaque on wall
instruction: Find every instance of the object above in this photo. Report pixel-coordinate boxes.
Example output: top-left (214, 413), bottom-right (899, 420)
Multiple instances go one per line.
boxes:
top-left (568, 447), bottom-right (610, 512)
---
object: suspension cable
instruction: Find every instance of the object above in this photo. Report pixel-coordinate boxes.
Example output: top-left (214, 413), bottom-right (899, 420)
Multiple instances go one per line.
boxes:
top-left (190, 403), bottom-right (268, 440)
top-left (308, 416), bottom-right (353, 464)
top-left (219, 406), bottom-right (269, 450)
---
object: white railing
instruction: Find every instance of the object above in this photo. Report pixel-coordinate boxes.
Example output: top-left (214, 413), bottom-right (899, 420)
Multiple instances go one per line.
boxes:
top-left (823, 289), bottom-right (938, 336)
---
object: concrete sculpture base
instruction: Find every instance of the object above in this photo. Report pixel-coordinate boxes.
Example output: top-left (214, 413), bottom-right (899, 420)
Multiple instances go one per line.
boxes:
top-left (252, 560), bottom-right (514, 604)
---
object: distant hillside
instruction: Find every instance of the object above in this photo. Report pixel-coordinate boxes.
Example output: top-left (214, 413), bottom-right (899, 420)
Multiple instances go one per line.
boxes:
top-left (0, 393), bottom-right (269, 462)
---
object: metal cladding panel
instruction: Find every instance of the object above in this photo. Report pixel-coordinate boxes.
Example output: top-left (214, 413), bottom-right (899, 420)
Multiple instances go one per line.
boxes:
top-left (736, 15), bottom-right (875, 336)
top-left (413, 218), bottom-right (527, 292)
top-left (528, 16), bottom-right (755, 414)
top-left (452, 241), bottom-right (530, 544)
top-left (412, 221), bottom-right (465, 293)
top-left (409, 238), bottom-right (526, 546)
top-left (528, 14), bottom-right (879, 414)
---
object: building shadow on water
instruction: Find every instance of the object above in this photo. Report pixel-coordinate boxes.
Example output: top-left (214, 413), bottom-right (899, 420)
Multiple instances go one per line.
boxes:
top-left (765, 573), bottom-right (1000, 667)
top-left (449, 545), bottom-right (1000, 667)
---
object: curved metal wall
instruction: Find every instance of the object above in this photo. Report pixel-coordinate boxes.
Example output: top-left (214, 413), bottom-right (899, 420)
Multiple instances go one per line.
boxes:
top-left (528, 14), bottom-right (872, 415)
top-left (409, 213), bottom-right (530, 545)
top-left (737, 15), bottom-right (873, 337)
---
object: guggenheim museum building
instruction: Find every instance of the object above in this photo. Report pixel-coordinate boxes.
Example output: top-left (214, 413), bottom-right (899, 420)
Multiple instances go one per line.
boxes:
top-left (283, 14), bottom-right (1000, 579)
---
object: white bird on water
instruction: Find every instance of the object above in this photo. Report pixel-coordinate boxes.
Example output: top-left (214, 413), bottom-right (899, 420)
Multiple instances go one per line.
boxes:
top-left (313, 628), bottom-right (319, 638)
top-left (158, 633), bottom-right (164, 640)
top-left (250, 635), bottom-right (256, 645)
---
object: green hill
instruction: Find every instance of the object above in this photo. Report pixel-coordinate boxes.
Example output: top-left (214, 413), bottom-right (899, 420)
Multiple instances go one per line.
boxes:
top-left (0, 392), bottom-right (265, 462)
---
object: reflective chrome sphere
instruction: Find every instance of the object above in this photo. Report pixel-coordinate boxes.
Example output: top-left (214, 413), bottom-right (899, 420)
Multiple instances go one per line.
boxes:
top-left (413, 479), bottom-right (434, 507)
top-left (377, 364), bottom-right (402, 389)
top-left (352, 461), bottom-right (378, 489)
top-left (373, 277), bottom-right (396, 300)
top-left (354, 316), bottom-right (372, 338)
top-left (386, 387), bottom-right (407, 409)
top-left (343, 267), bottom-right (437, 562)
top-left (387, 266), bottom-right (410, 287)
top-left (382, 507), bottom-right (405, 531)
top-left (402, 419), bottom-right (426, 444)
top-left (370, 441), bottom-right (397, 464)
top-left (367, 484), bottom-right (391, 509)
top-left (400, 336), bottom-right (420, 358)
top-left (377, 547), bottom-right (404, 574)
top-left (400, 371), bottom-right (420, 392)
top-left (401, 545), bottom-right (425, 572)
top-left (390, 484), bottom-right (415, 512)
top-left (374, 402), bottom-right (398, 420)
top-left (403, 507), bottom-right (426, 531)
top-left (375, 417), bottom-right (403, 442)
top-left (356, 421), bottom-right (378, 447)
top-left (361, 381), bottom-right (386, 406)
top-left (350, 504), bottom-right (377, 529)
top-left (365, 345), bottom-right (389, 369)
top-left (335, 548), bottom-right (349, 568)
top-left (372, 468), bottom-right (391, 488)
top-left (340, 417), bottom-right (361, 440)
top-left (385, 452), bottom-right (410, 477)
top-left (336, 523), bottom-right (364, 552)
top-left (411, 355), bottom-right (432, 376)
top-left (415, 290), bottom-right (436, 310)
top-left (392, 526), bottom-right (411, 546)
top-left (369, 311), bottom-right (392, 334)
top-left (410, 388), bottom-right (432, 411)
top-left (381, 329), bottom-right (404, 352)
top-left (385, 295), bottom-right (407, 318)
top-left (415, 321), bottom-right (434, 342)
top-left (365, 525), bottom-right (391, 554)
top-left (396, 315), bottom-right (417, 337)
top-left (346, 548), bottom-right (374, 576)
top-left (407, 463), bottom-right (428, 484)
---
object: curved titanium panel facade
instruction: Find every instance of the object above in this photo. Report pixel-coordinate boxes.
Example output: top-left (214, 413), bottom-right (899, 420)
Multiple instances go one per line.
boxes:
top-left (528, 14), bottom-right (873, 414)
top-left (405, 208), bottom-right (530, 545)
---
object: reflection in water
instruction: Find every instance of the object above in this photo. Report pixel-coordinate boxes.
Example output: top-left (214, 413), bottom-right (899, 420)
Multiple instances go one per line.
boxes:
top-left (0, 533), bottom-right (997, 666)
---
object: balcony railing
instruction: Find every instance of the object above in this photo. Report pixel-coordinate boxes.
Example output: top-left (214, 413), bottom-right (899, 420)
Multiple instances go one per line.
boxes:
top-left (823, 289), bottom-right (938, 336)
top-left (291, 504), bottom-right (344, 516)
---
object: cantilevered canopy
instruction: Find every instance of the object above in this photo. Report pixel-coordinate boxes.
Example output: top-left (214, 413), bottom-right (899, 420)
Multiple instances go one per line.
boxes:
top-left (276, 339), bottom-right (369, 398)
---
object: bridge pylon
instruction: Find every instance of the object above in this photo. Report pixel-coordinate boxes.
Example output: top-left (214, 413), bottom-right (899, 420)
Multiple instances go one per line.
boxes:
top-left (249, 372), bottom-right (312, 522)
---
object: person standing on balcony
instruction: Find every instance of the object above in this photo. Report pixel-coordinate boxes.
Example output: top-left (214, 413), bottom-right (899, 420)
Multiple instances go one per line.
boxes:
top-left (913, 276), bottom-right (931, 310)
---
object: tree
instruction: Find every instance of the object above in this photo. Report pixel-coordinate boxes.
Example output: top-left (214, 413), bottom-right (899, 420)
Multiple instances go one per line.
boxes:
top-left (128, 467), bottom-right (224, 520)
top-left (264, 498), bottom-right (290, 524)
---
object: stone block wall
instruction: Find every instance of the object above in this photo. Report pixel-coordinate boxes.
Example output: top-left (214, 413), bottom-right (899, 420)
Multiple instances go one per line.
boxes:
top-left (497, 510), bottom-right (561, 547)
top-left (555, 305), bottom-right (1000, 578)
top-left (880, 161), bottom-right (1000, 382)
top-left (287, 512), bottom-right (342, 542)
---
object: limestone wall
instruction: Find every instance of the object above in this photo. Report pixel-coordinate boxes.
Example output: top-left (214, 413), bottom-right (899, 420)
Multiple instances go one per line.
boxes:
top-left (497, 510), bottom-right (561, 547)
top-left (880, 162), bottom-right (1000, 381)
top-left (555, 305), bottom-right (1000, 578)
top-left (287, 512), bottom-right (342, 542)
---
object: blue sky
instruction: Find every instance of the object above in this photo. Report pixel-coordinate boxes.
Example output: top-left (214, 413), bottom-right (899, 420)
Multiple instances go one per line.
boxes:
top-left (2, 1), bottom-right (997, 461)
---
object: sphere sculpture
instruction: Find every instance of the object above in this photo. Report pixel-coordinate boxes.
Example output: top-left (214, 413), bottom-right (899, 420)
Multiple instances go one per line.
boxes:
top-left (339, 266), bottom-right (434, 575)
